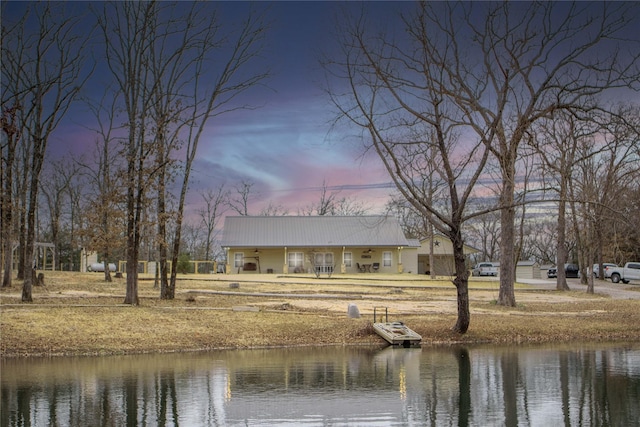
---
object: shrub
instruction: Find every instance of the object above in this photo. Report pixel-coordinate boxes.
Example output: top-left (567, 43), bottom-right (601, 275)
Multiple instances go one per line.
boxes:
top-left (176, 253), bottom-right (192, 274)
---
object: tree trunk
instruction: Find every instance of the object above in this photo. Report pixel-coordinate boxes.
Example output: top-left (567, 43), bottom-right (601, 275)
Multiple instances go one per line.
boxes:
top-left (586, 258), bottom-right (595, 293)
top-left (451, 228), bottom-right (470, 333)
top-left (159, 242), bottom-right (171, 299)
top-left (1, 137), bottom-right (15, 288)
top-left (21, 264), bottom-right (33, 302)
top-left (556, 197), bottom-right (570, 291)
top-left (17, 164), bottom-right (28, 281)
top-left (21, 222), bottom-right (35, 302)
top-left (498, 167), bottom-right (517, 307)
top-left (102, 153), bottom-right (112, 283)
top-left (428, 222), bottom-right (436, 280)
top-left (167, 223), bottom-right (180, 300)
top-left (2, 198), bottom-right (12, 288)
top-left (2, 238), bottom-right (11, 288)
top-left (102, 203), bottom-right (112, 282)
top-left (103, 259), bottom-right (112, 282)
top-left (21, 139), bottom-right (46, 302)
top-left (124, 170), bottom-right (139, 305)
top-left (157, 140), bottom-right (171, 299)
top-left (124, 247), bottom-right (139, 305)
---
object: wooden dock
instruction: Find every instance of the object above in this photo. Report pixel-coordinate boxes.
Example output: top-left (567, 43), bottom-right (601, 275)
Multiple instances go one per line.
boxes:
top-left (373, 307), bottom-right (422, 348)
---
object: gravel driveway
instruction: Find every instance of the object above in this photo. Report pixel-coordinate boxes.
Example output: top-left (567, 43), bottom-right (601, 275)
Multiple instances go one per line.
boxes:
top-left (519, 278), bottom-right (640, 300)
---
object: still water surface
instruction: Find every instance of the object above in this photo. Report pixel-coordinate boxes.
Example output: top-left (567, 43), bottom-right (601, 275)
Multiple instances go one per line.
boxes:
top-left (2, 344), bottom-right (639, 426)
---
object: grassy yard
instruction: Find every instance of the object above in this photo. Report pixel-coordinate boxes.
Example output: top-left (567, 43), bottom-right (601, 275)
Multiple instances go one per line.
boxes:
top-left (1, 271), bottom-right (639, 357)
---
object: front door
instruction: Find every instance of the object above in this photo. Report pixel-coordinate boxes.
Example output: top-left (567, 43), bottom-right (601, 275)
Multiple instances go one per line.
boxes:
top-left (314, 252), bottom-right (334, 273)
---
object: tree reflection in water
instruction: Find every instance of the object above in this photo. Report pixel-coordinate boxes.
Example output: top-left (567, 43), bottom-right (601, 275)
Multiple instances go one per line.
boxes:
top-left (2, 344), bottom-right (639, 425)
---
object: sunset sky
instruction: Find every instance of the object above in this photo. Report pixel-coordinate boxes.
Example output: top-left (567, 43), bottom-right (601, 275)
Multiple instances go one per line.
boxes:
top-left (180, 1), bottom-right (408, 215)
top-left (34, 1), bottom-right (412, 217)
top-left (7, 1), bottom-right (639, 220)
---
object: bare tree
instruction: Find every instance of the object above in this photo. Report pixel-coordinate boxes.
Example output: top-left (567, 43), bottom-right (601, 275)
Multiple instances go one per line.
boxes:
top-left (512, 149), bottom-right (539, 267)
top-left (300, 180), bottom-right (339, 216)
top-left (299, 180), bottom-right (368, 216)
top-left (78, 90), bottom-right (127, 282)
top-left (337, 2), bottom-right (640, 308)
top-left (385, 194), bottom-right (425, 240)
top-left (179, 221), bottom-right (205, 260)
top-left (259, 201), bottom-right (289, 216)
top-left (163, 6), bottom-right (269, 299)
top-left (228, 180), bottom-right (257, 216)
top-left (436, 2), bottom-right (638, 307)
top-left (531, 105), bottom-right (639, 292)
top-left (529, 113), bottom-right (591, 291)
top-left (465, 206), bottom-right (501, 264)
top-left (96, 1), bottom-right (161, 305)
top-left (197, 185), bottom-right (229, 261)
top-left (39, 159), bottom-right (79, 270)
top-left (62, 167), bottom-right (85, 271)
top-left (325, 8), bottom-right (492, 333)
top-left (96, 2), bottom-right (269, 301)
top-left (1, 3), bottom-right (90, 301)
top-left (332, 197), bottom-right (368, 216)
top-left (1, 102), bottom-right (21, 288)
top-left (613, 181), bottom-right (640, 261)
top-left (589, 107), bottom-right (640, 276)
top-left (326, 2), bottom-right (639, 329)
top-left (386, 193), bottom-right (442, 279)
top-left (572, 108), bottom-right (640, 292)
top-left (522, 220), bottom-right (557, 266)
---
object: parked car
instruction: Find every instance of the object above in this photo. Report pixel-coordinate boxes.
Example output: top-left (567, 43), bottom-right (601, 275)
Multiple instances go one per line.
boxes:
top-left (592, 263), bottom-right (618, 278)
top-left (565, 264), bottom-right (579, 278)
top-left (547, 264), bottom-right (579, 279)
top-left (608, 262), bottom-right (640, 284)
top-left (88, 262), bottom-right (116, 272)
top-left (472, 262), bottom-right (498, 277)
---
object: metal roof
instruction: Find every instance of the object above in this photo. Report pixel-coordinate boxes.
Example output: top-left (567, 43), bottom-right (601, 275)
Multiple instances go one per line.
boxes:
top-left (220, 216), bottom-right (411, 248)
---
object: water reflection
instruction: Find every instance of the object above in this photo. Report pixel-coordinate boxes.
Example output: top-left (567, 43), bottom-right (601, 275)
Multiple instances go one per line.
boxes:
top-left (2, 344), bottom-right (639, 426)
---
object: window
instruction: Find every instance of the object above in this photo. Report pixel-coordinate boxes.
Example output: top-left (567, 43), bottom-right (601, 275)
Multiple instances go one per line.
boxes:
top-left (288, 252), bottom-right (304, 268)
top-left (343, 252), bottom-right (352, 268)
top-left (382, 251), bottom-right (392, 267)
top-left (234, 253), bottom-right (244, 268)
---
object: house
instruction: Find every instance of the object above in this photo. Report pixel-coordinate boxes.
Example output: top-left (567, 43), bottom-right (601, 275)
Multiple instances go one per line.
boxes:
top-left (416, 235), bottom-right (480, 275)
top-left (220, 216), bottom-right (419, 274)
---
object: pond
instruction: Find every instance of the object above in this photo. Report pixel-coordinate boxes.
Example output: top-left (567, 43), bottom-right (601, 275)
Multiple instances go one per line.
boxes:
top-left (2, 344), bottom-right (639, 426)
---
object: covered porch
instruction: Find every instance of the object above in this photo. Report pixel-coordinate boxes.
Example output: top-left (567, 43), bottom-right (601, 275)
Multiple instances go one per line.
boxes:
top-left (225, 245), bottom-right (416, 276)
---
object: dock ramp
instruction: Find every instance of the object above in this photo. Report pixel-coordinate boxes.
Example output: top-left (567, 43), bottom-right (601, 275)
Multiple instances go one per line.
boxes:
top-left (373, 307), bottom-right (422, 348)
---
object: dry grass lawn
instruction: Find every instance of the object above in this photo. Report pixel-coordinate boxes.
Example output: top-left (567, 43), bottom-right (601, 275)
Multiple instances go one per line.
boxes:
top-left (1, 271), bottom-right (639, 357)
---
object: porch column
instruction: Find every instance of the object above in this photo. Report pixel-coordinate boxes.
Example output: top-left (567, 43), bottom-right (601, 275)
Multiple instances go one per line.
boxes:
top-left (341, 246), bottom-right (346, 273)
top-left (283, 247), bottom-right (288, 274)
top-left (224, 247), bottom-right (230, 274)
top-left (397, 246), bottom-right (404, 273)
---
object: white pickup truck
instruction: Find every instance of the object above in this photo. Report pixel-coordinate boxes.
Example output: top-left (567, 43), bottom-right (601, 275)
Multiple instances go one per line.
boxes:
top-left (608, 262), bottom-right (640, 284)
top-left (472, 262), bottom-right (498, 277)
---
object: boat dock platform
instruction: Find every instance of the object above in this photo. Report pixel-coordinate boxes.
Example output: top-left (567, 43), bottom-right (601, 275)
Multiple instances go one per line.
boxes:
top-left (372, 307), bottom-right (422, 348)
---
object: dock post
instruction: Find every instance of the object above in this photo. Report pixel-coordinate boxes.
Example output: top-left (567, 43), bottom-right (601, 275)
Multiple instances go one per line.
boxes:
top-left (373, 306), bottom-right (388, 323)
